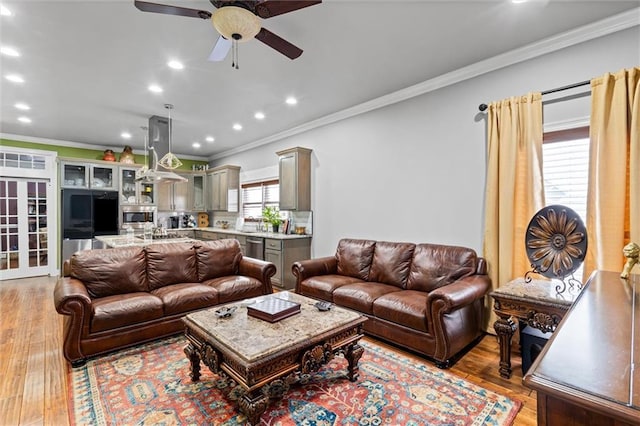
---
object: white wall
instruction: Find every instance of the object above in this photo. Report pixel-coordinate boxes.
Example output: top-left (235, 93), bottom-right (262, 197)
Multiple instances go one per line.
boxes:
top-left (212, 27), bottom-right (640, 258)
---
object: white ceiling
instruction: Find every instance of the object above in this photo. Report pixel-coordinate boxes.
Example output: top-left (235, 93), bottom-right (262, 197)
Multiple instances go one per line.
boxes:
top-left (1, 1), bottom-right (638, 159)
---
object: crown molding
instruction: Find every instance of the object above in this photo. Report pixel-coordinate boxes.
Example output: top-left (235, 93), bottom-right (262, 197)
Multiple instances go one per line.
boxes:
top-left (210, 7), bottom-right (639, 160)
top-left (1, 133), bottom-right (209, 161)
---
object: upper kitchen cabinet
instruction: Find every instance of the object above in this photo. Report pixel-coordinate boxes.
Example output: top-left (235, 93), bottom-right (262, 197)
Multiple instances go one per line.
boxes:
top-left (157, 174), bottom-right (189, 211)
top-left (190, 173), bottom-right (207, 212)
top-left (277, 147), bottom-right (311, 211)
top-left (207, 165), bottom-right (240, 212)
top-left (120, 166), bottom-right (155, 205)
top-left (60, 160), bottom-right (118, 191)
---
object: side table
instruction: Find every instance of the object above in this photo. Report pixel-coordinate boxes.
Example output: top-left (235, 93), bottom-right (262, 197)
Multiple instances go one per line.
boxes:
top-left (489, 277), bottom-right (580, 379)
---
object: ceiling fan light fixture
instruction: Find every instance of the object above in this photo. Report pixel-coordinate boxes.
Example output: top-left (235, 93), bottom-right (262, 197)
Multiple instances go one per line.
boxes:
top-left (212, 6), bottom-right (261, 42)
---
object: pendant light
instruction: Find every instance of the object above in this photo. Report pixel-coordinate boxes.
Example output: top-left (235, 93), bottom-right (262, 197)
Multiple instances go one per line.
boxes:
top-left (135, 118), bottom-right (187, 183)
top-left (157, 103), bottom-right (183, 170)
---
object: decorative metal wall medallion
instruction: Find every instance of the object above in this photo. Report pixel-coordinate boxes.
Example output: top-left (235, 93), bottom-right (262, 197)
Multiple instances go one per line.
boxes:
top-left (525, 205), bottom-right (588, 293)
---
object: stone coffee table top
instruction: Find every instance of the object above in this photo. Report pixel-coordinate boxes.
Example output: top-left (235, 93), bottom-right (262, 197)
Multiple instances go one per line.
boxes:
top-left (185, 292), bottom-right (363, 362)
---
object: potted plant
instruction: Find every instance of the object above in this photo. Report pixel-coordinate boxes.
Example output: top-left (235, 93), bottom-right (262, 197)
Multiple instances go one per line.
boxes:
top-left (262, 206), bottom-right (281, 233)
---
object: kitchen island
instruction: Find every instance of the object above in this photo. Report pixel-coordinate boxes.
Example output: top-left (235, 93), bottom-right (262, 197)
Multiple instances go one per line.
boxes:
top-left (95, 234), bottom-right (196, 248)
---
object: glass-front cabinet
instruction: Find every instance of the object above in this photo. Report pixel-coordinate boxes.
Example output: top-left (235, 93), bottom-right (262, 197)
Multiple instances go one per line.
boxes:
top-left (120, 167), bottom-right (155, 205)
top-left (191, 173), bottom-right (206, 211)
top-left (60, 161), bottom-right (118, 190)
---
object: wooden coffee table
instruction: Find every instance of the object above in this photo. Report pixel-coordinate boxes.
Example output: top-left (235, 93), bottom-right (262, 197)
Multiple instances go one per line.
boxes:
top-left (183, 292), bottom-right (367, 425)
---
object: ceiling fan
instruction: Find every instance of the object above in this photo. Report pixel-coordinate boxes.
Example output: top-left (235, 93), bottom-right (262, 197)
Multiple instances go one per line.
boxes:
top-left (134, 0), bottom-right (321, 65)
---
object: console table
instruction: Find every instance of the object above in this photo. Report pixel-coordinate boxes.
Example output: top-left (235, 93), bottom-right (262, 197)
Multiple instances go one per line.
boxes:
top-left (523, 270), bottom-right (639, 425)
top-left (490, 277), bottom-right (581, 379)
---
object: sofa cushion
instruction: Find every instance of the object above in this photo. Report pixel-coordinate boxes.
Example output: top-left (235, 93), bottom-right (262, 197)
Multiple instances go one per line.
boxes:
top-left (368, 241), bottom-right (415, 288)
top-left (299, 275), bottom-right (364, 302)
top-left (336, 239), bottom-right (376, 281)
top-left (204, 276), bottom-right (265, 303)
top-left (151, 283), bottom-right (219, 316)
top-left (195, 239), bottom-right (242, 282)
top-left (333, 282), bottom-right (399, 315)
top-left (407, 244), bottom-right (478, 292)
top-left (145, 242), bottom-right (198, 290)
top-left (91, 293), bottom-right (164, 333)
top-left (70, 247), bottom-right (147, 299)
top-left (372, 290), bottom-right (429, 332)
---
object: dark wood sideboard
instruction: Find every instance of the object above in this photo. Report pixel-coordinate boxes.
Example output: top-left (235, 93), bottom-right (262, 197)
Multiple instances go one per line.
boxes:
top-left (523, 270), bottom-right (640, 425)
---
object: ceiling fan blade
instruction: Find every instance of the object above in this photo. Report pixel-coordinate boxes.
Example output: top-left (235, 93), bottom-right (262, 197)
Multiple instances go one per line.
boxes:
top-left (208, 36), bottom-right (232, 61)
top-left (134, 1), bottom-right (212, 19)
top-left (255, 27), bottom-right (303, 59)
top-left (254, 1), bottom-right (321, 19)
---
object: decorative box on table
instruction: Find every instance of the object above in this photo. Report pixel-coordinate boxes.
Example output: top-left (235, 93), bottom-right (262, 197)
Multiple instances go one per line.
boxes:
top-left (247, 297), bottom-right (301, 323)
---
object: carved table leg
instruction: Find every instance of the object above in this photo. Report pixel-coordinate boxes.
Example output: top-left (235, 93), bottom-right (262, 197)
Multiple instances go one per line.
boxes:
top-left (184, 343), bottom-right (201, 382)
top-left (238, 391), bottom-right (269, 426)
top-left (345, 343), bottom-right (364, 382)
top-left (494, 316), bottom-right (517, 379)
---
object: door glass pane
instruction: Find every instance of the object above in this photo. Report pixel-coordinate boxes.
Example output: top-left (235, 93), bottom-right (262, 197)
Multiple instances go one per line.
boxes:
top-left (93, 166), bottom-right (113, 188)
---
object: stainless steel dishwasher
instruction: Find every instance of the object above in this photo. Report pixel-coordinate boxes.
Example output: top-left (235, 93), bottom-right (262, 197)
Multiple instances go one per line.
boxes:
top-left (245, 237), bottom-right (265, 260)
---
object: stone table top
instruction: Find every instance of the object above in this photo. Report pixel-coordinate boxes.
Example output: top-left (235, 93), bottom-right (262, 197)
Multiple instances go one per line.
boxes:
top-left (491, 276), bottom-right (582, 306)
top-left (184, 292), bottom-right (365, 363)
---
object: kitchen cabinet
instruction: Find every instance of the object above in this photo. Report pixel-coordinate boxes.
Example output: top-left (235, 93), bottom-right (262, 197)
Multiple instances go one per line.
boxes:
top-left (276, 147), bottom-right (311, 211)
top-left (190, 173), bottom-right (207, 211)
top-left (60, 160), bottom-right (119, 191)
top-left (157, 175), bottom-right (189, 211)
top-left (207, 165), bottom-right (240, 212)
top-left (264, 237), bottom-right (311, 290)
top-left (120, 166), bottom-right (155, 205)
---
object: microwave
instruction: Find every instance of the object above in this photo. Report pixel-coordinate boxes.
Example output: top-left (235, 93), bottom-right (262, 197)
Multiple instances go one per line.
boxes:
top-left (121, 205), bottom-right (156, 229)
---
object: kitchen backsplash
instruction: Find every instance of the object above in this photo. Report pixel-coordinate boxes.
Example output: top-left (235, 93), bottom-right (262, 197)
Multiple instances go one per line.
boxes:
top-left (210, 210), bottom-right (313, 235)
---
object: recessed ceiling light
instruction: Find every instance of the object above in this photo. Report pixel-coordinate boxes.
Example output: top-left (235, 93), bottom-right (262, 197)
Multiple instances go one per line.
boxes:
top-left (254, 112), bottom-right (265, 120)
top-left (18, 116), bottom-right (31, 123)
top-left (192, 142), bottom-right (201, 148)
top-left (233, 123), bottom-right (242, 131)
top-left (205, 136), bottom-right (215, 143)
top-left (14, 102), bottom-right (30, 110)
top-left (511, 0), bottom-right (527, 3)
top-left (0, 46), bottom-right (19, 57)
top-left (0, 5), bottom-right (12, 16)
top-left (167, 60), bottom-right (184, 70)
top-left (148, 84), bottom-right (163, 93)
top-left (5, 74), bottom-right (24, 83)
top-left (121, 132), bottom-right (132, 139)
top-left (285, 96), bottom-right (298, 105)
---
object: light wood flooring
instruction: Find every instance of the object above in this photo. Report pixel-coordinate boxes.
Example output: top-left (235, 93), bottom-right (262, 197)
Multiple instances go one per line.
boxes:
top-left (0, 276), bottom-right (537, 425)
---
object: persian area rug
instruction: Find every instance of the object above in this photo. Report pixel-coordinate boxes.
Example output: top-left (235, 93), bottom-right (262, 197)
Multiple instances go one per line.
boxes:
top-left (69, 336), bottom-right (521, 425)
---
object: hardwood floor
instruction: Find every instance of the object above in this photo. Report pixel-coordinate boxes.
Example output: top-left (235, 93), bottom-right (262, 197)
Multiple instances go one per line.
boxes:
top-left (0, 276), bottom-right (537, 425)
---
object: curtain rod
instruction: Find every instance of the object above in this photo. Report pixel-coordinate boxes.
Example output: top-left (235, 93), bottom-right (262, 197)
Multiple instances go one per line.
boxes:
top-left (478, 79), bottom-right (591, 112)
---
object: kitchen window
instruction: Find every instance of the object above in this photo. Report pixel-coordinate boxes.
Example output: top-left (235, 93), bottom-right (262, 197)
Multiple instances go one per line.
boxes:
top-left (241, 179), bottom-right (279, 220)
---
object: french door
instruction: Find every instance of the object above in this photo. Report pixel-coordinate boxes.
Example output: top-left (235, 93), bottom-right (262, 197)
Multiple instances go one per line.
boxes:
top-left (0, 149), bottom-right (57, 280)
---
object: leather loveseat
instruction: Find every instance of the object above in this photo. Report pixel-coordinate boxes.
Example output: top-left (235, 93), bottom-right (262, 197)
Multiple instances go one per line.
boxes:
top-left (292, 239), bottom-right (490, 368)
top-left (54, 239), bottom-right (275, 366)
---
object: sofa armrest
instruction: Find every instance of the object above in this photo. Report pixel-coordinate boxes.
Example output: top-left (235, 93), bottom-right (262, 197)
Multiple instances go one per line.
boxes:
top-left (53, 277), bottom-right (93, 364)
top-left (427, 275), bottom-right (491, 313)
top-left (238, 256), bottom-right (276, 294)
top-left (292, 256), bottom-right (337, 292)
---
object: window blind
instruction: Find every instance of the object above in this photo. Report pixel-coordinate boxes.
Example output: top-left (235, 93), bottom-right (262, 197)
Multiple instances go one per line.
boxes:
top-left (241, 179), bottom-right (279, 219)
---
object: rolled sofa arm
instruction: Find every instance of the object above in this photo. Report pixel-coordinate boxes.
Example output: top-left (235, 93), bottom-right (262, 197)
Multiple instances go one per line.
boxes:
top-left (427, 275), bottom-right (491, 313)
top-left (292, 256), bottom-right (337, 292)
top-left (238, 256), bottom-right (277, 294)
top-left (53, 277), bottom-right (93, 364)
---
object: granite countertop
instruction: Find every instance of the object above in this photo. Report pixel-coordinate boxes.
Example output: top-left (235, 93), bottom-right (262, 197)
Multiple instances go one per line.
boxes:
top-left (197, 227), bottom-right (312, 240)
top-left (95, 235), bottom-right (196, 248)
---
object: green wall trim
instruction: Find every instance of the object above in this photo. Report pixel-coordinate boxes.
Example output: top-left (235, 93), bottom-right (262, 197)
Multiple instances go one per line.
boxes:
top-left (0, 138), bottom-right (208, 170)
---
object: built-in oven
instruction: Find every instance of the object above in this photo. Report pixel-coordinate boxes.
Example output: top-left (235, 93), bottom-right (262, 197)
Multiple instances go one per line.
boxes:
top-left (121, 205), bottom-right (156, 230)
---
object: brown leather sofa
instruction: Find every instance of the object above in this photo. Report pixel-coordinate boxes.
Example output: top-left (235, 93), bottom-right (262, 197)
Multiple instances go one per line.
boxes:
top-left (292, 239), bottom-right (490, 368)
top-left (54, 239), bottom-right (275, 366)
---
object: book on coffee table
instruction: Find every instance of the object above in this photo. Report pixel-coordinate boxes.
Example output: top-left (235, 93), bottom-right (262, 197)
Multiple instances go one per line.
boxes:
top-left (247, 297), bottom-right (301, 323)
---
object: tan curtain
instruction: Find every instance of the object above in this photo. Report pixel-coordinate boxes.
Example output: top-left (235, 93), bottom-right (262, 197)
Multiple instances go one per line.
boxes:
top-left (483, 93), bottom-right (545, 330)
top-left (584, 67), bottom-right (640, 278)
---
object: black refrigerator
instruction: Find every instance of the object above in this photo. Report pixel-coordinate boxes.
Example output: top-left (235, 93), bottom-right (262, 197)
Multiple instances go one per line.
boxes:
top-left (61, 189), bottom-right (119, 264)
